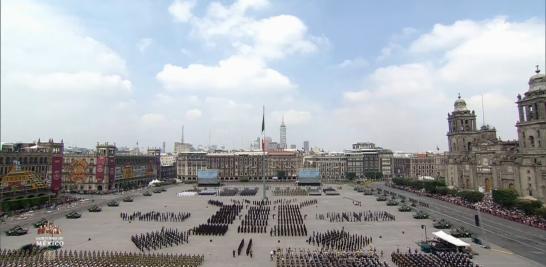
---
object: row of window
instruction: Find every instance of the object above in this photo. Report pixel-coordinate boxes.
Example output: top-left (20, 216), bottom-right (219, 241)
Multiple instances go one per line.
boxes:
top-left (0, 156), bottom-right (48, 165)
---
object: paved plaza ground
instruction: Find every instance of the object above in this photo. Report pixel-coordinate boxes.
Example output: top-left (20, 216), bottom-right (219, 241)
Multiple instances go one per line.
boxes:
top-left (1, 183), bottom-right (544, 267)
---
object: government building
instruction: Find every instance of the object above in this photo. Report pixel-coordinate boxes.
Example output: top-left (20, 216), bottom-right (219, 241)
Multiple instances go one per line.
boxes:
top-left (446, 68), bottom-right (546, 201)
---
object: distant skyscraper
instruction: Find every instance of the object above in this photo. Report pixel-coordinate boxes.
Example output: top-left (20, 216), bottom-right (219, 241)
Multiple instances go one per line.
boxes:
top-left (280, 115), bottom-right (287, 149)
top-left (303, 141), bottom-right (309, 153)
top-left (290, 144), bottom-right (296, 149)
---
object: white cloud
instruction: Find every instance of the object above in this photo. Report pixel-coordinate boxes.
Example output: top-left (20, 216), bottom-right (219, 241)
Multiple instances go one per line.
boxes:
top-left (338, 17), bottom-right (545, 152)
top-left (185, 109), bottom-right (203, 120)
top-left (1, 0), bottom-right (135, 146)
top-left (141, 113), bottom-right (168, 125)
top-left (156, 55), bottom-right (295, 93)
top-left (168, 0), bottom-right (195, 22)
top-left (137, 38), bottom-right (153, 52)
top-left (336, 57), bottom-right (369, 69)
top-left (10, 72), bottom-right (132, 94)
top-left (160, 0), bottom-right (321, 95)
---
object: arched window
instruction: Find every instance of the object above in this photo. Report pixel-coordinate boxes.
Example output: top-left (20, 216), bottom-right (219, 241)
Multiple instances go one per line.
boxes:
top-left (529, 136), bottom-right (535, 147)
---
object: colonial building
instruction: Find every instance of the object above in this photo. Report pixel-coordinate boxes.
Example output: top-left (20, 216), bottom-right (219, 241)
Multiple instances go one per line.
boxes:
top-left (345, 143), bottom-right (393, 179)
top-left (176, 151), bottom-right (301, 182)
top-left (410, 153), bottom-right (447, 180)
top-left (303, 153), bottom-right (346, 181)
top-left (62, 143), bottom-right (160, 193)
top-left (0, 139), bottom-right (64, 194)
top-left (446, 68), bottom-right (546, 201)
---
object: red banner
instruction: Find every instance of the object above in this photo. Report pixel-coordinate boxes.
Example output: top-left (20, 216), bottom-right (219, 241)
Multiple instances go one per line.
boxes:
top-left (96, 157), bottom-right (106, 183)
top-left (51, 156), bottom-right (63, 193)
top-left (108, 157), bottom-right (116, 190)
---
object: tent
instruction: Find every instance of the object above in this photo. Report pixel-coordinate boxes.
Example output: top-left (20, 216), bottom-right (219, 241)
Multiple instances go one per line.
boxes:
top-left (148, 179), bottom-right (161, 186)
top-left (432, 231), bottom-right (470, 247)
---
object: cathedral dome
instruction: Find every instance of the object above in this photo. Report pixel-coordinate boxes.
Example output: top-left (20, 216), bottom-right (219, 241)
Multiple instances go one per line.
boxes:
top-left (454, 94), bottom-right (468, 112)
top-left (528, 66), bottom-right (545, 92)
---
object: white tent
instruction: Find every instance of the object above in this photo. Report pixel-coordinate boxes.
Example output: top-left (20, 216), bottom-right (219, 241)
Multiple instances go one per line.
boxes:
top-left (432, 231), bottom-right (470, 247)
top-left (148, 179), bottom-right (161, 186)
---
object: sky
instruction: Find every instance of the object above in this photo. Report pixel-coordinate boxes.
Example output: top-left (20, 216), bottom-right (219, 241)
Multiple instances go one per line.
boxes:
top-left (1, 0), bottom-right (545, 152)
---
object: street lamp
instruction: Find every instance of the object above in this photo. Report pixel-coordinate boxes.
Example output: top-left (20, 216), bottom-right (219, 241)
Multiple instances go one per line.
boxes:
top-left (421, 224), bottom-right (428, 243)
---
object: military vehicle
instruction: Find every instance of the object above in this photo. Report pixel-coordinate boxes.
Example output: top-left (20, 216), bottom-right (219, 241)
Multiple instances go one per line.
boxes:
top-left (413, 210), bottom-right (429, 219)
top-left (143, 191), bottom-right (152, 196)
top-left (450, 227), bottom-right (473, 238)
top-left (88, 205), bottom-right (102, 212)
top-left (122, 196), bottom-right (134, 202)
top-left (65, 212), bottom-right (81, 219)
top-left (6, 226), bottom-right (28, 236)
top-left (433, 219), bottom-right (452, 229)
top-left (376, 195), bottom-right (387, 201)
top-left (33, 218), bottom-right (49, 228)
top-left (386, 199), bottom-right (399, 206)
top-left (398, 205), bottom-right (412, 212)
top-left (107, 200), bottom-right (119, 207)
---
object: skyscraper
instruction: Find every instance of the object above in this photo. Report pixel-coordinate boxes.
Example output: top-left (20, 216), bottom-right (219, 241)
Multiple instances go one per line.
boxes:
top-left (303, 141), bottom-right (309, 153)
top-left (280, 115), bottom-right (287, 149)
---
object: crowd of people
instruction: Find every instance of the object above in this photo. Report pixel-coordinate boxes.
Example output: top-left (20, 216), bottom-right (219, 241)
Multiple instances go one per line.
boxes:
top-left (120, 211), bottom-right (190, 222)
top-left (130, 227), bottom-right (189, 251)
top-left (273, 187), bottom-right (308, 196)
top-left (275, 249), bottom-right (389, 267)
top-left (271, 204), bottom-right (307, 236)
top-left (316, 211), bottom-right (396, 222)
top-left (389, 185), bottom-right (546, 230)
top-left (391, 251), bottom-right (479, 267)
top-left (238, 205), bottom-right (270, 233)
top-left (0, 249), bottom-right (204, 267)
top-left (307, 229), bottom-right (372, 251)
top-left (299, 199), bottom-right (318, 208)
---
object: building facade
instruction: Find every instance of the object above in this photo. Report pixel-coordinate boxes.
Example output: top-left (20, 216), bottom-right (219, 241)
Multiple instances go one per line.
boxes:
top-left (446, 69), bottom-right (546, 201)
top-left (62, 143), bottom-right (159, 193)
top-left (176, 151), bottom-right (302, 182)
top-left (0, 139), bottom-right (63, 199)
top-left (303, 153), bottom-right (346, 181)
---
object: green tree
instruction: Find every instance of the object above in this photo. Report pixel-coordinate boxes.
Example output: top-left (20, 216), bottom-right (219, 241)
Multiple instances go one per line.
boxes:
top-left (515, 200), bottom-right (543, 215)
top-left (457, 191), bottom-right (484, 203)
top-left (346, 172), bottom-right (356, 181)
top-left (492, 189), bottom-right (519, 207)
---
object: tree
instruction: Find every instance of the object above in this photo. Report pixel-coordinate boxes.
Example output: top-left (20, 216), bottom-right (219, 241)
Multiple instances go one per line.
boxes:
top-left (346, 172), bottom-right (356, 181)
top-left (492, 189), bottom-right (519, 207)
top-left (515, 200), bottom-right (543, 215)
top-left (457, 191), bottom-right (484, 203)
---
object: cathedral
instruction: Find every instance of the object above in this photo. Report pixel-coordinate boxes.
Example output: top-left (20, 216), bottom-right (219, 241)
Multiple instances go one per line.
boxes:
top-left (446, 67), bottom-right (546, 201)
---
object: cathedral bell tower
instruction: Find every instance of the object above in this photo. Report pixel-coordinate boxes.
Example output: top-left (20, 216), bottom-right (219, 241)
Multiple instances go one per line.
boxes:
top-left (447, 94), bottom-right (478, 153)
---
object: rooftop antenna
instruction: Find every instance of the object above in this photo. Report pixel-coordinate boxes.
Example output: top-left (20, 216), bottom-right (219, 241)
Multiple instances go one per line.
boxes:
top-left (536, 65), bottom-right (540, 74)
top-left (481, 94), bottom-right (485, 127)
top-left (181, 125), bottom-right (185, 143)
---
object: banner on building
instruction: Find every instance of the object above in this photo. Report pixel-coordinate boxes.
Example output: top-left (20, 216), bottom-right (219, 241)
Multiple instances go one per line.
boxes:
top-left (96, 157), bottom-right (106, 183)
top-left (108, 157), bottom-right (116, 190)
top-left (51, 156), bottom-right (63, 193)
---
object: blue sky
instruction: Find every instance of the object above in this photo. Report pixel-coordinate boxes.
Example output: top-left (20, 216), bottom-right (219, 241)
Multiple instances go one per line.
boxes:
top-left (1, 0), bottom-right (545, 152)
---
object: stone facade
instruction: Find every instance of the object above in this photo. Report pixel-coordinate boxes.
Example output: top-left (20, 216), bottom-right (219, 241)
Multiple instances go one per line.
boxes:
top-left (176, 151), bottom-right (302, 182)
top-left (446, 69), bottom-right (546, 201)
top-left (62, 144), bottom-right (159, 193)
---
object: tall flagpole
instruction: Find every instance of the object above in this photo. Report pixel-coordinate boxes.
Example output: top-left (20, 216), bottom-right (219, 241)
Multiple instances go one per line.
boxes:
top-left (262, 105), bottom-right (266, 200)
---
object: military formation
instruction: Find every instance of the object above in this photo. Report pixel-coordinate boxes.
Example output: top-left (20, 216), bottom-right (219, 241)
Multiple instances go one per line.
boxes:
top-left (0, 249), bottom-right (204, 267)
top-left (307, 229), bottom-right (372, 251)
top-left (275, 249), bottom-right (389, 267)
top-left (120, 211), bottom-right (191, 222)
top-left (238, 205), bottom-right (270, 233)
top-left (270, 204), bottom-right (308, 236)
top-left (316, 210), bottom-right (396, 223)
top-left (391, 252), bottom-right (479, 267)
top-left (130, 227), bottom-right (189, 251)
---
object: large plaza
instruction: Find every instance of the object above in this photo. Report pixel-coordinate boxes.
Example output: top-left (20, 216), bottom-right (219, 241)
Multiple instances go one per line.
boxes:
top-left (1, 183), bottom-right (543, 267)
